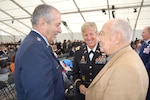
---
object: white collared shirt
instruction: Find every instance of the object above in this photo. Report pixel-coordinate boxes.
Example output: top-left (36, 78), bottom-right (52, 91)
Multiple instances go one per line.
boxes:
top-left (87, 43), bottom-right (98, 61)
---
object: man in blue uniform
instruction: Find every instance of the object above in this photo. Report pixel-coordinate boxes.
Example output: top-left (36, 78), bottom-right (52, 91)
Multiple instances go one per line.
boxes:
top-left (73, 22), bottom-right (106, 100)
top-left (14, 4), bottom-right (64, 100)
top-left (139, 26), bottom-right (150, 100)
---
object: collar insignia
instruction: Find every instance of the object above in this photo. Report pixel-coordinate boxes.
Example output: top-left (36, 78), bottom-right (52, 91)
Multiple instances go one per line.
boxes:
top-left (96, 50), bottom-right (100, 53)
top-left (37, 37), bottom-right (41, 41)
top-left (84, 50), bottom-right (87, 53)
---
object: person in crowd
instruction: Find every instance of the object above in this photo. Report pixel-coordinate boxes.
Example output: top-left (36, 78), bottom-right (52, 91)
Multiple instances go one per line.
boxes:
top-left (14, 4), bottom-right (65, 100)
top-left (62, 39), bottom-right (67, 53)
top-left (0, 45), bottom-right (8, 68)
top-left (139, 26), bottom-right (150, 100)
top-left (9, 54), bottom-right (15, 74)
top-left (0, 45), bottom-right (8, 55)
top-left (130, 41), bottom-right (136, 50)
top-left (134, 39), bottom-right (143, 54)
top-left (73, 22), bottom-right (107, 100)
top-left (53, 42), bottom-right (62, 55)
top-left (86, 18), bottom-right (149, 100)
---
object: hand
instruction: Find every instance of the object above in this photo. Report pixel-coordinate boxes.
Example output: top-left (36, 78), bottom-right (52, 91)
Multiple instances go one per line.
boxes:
top-left (79, 84), bottom-right (87, 95)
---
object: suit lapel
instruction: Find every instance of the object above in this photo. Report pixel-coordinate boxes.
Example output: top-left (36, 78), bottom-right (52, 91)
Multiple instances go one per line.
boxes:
top-left (83, 46), bottom-right (90, 62)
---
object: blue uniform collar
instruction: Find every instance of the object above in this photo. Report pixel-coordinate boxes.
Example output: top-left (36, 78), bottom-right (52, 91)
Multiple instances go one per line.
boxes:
top-left (32, 29), bottom-right (50, 46)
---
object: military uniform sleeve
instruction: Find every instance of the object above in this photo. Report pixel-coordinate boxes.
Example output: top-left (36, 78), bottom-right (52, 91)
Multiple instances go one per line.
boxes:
top-left (72, 48), bottom-right (82, 89)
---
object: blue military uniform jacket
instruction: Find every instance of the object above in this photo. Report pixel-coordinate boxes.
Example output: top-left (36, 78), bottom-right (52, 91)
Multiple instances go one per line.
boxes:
top-left (15, 30), bottom-right (65, 100)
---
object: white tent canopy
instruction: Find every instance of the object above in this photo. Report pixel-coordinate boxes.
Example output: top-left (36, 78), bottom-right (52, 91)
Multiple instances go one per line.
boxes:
top-left (0, 0), bottom-right (150, 42)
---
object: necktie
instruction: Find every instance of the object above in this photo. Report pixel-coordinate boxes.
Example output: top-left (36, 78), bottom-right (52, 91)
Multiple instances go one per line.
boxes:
top-left (89, 50), bottom-right (94, 61)
top-left (89, 50), bottom-right (94, 54)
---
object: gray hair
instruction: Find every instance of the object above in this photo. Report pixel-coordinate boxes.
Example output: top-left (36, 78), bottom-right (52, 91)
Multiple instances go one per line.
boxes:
top-left (81, 22), bottom-right (98, 32)
top-left (31, 4), bottom-right (58, 25)
top-left (111, 18), bottom-right (133, 42)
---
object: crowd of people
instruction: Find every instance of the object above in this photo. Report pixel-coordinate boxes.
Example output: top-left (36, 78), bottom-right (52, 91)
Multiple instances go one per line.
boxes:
top-left (51, 39), bottom-right (85, 58)
top-left (0, 43), bottom-right (18, 70)
top-left (0, 4), bottom-right (149, 100)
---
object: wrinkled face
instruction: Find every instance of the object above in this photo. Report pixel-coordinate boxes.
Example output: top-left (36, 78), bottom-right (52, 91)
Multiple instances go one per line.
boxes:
top-left (142, 28), bottom-right (150, 41)
top-left (82, 27), bottom-right (98, 49)
top-left (98, 22), bottom-right (115, 56)
top-left (44, 10), bottom-right (62, 43)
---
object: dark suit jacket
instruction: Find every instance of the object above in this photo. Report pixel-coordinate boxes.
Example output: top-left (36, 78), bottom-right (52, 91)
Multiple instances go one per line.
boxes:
top-left (139, 41), bottom-right (150, 100)
top-left (139, 41), bottom-right (150, 69)
top-left (14, 30), bottom-right (65, 100)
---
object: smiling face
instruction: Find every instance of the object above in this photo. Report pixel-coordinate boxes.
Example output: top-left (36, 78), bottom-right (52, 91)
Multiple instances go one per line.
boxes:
top-left (82, 27), bottom-right (98, 49)
top-left (44, 10), bottom-right (62, 43)
top-left (32, 5), bottom-right (62, 44)
top-left (81, 22), bottom-right (98, 49)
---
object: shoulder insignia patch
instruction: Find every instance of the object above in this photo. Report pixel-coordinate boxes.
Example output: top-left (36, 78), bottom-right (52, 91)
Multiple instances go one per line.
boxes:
top-left (75, 46), bottom-right (80, 51)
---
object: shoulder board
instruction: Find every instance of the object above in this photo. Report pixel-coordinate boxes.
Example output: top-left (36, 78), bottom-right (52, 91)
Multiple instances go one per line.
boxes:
top-left (75, 46), bottom-right (80, 51)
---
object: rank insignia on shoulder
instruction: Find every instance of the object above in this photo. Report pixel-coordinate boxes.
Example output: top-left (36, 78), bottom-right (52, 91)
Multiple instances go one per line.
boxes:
top-left (75, 46), bottom-right (80, 51)
top-left (84, 50), bottom-right (87, 53)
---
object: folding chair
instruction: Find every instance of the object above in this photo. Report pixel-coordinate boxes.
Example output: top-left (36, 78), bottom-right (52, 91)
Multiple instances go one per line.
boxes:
top-left (0, 81), bottom-right (16, 100)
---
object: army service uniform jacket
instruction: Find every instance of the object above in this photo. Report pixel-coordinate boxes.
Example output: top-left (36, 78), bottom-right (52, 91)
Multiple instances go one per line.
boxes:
top-left (73, 44), bottom-right (106, 94)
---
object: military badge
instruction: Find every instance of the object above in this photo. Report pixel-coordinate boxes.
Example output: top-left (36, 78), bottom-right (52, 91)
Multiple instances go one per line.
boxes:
top-left (82, 75), bottom-right (85, 81)
top-left (80, 56), bottom-right (87, 64)
top-left (75, 46), bottom-right (80, 51)
top-left (96, 50), bottom-right (100, 53)
top-left (95, 57), bottom-right (100, 64)
top-left (95, 53), bottom-right (107, 64)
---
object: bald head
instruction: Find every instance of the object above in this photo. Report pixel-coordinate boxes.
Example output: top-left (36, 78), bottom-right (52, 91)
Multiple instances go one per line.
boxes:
top-left (142, 26), bottom-right (150, 41)
top-left (106, 18), bottom-right (133, 42)
top-left (98, 18), bottom-right (133, 55)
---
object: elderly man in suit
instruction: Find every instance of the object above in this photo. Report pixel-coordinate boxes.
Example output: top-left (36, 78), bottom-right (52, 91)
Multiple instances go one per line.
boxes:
top-left (139, 26), bottom-right (150, 100)
top-left (14, 4), bottom-right (64, 100)
top-left (85, 18), bottom-right (149, 100)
